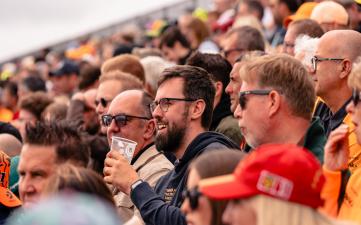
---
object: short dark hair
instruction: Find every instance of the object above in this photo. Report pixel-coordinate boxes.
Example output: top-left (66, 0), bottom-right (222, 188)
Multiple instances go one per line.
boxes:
top-left (21, 76), bottom-right (46, 93)
top-left (24, 121), bottom-right (90, 167)
top-left (288, 19), bottom-right (324, 38)
top-left (244, 0), bottom-right (264, 20)
top-left (19, 92), bottom-right (53, 120)
top-left (227, 26), bottom-right (265, 52)
top-left (45, 164), bottom-right (115, 206)
top-left (4, 81), bottom-right (18, 99)
top-left (186, 52), bottom-right (232, 92)
top-left (78, 66), bottom-right (101, 90)
top-left (159, 26), bottom-right (190, 49)
top-left (141, 91), bottom-right (154, 119)
top-left (158, 65), bottom-right (215, 129)
top-left (280, 0), bottom-right (301, 13)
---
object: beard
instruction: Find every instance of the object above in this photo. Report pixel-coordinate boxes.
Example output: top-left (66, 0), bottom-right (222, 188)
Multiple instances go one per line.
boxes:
top-left (155, 108), bottom-right (188, 153)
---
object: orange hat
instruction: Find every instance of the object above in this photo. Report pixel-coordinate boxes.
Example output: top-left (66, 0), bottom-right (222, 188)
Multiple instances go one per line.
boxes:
top-left (0, 151), bottom-right (21, 207)
top-left (0, 187), bottom-right (21, 207)
top-left (284, 2), bottom-right (318, 28)
top-left (199, 144), bottom-right (325, 209)
top-left (0, 150), bottom-right (10, 188)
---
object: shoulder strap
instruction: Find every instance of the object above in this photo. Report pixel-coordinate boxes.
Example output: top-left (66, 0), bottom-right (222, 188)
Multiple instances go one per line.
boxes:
top-left (337, 169), bottom-right (351, 212)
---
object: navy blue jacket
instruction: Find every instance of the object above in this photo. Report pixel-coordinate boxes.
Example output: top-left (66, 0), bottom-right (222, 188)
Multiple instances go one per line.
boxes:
top-left (131, 131), bottom-right (239, 225)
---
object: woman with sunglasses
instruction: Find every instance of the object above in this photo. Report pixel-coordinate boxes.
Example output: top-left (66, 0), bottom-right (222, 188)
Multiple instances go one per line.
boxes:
top-left (322, 58), bottom-right (361, 223)
top-left (181, 150), bottom-right (244, 225)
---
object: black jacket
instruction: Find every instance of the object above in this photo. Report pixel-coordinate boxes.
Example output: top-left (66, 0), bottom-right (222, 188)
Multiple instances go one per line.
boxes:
top-left (131, 131), bottom-right (239, 225)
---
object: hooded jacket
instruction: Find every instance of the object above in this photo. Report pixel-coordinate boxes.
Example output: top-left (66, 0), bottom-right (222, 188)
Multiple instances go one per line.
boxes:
top-left (131, 131), bottom-right (239, 225)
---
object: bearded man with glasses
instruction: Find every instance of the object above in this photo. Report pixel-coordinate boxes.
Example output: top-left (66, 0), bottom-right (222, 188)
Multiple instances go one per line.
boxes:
top-left (102, 89), bottom-right (173, 224)
top-left (234, 54), bottom-right (325, 162)
top-left (104, 65), bottom-right (239, 225)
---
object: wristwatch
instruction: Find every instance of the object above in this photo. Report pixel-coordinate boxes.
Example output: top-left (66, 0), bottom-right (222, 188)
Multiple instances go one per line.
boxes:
top-left (131, 179), bottom-right (144, 193)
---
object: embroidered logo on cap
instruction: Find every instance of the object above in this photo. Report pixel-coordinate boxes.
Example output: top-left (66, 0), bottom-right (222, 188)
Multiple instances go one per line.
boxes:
top-left (257, 170), bottom-right (293, 200)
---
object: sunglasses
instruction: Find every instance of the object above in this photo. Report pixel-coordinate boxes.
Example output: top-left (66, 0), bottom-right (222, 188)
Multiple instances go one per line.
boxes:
top-left (101, 114), bottom-right (150, 127)
top-left (238, 90), bottom-right (272, 110)
top-left (95, 98), bottom-right (111, 108)
top-left (221, 48), bottom-right (245, 58)
top-left (182, 186), bottom-right (202, 210)
top-left (352, 89), bottom-right (361, 106)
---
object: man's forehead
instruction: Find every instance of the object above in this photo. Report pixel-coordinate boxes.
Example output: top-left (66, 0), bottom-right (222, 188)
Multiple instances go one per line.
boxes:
top-left (108, 94), bottom-right (141, 114)
top-left (155, 78), bottom-right (184, 99)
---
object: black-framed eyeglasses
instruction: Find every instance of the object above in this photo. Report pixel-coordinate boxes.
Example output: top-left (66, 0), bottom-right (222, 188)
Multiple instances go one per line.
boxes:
top-left (150, 98), bottom-right (196, 113)
top-left (311, 56), bottom-right (344, 73)
top-left (221, 48), bottom-right (245, 58)
top-left (182, 186), bottom-right (202, 210)
top-left (239, 90), bottom-right (272, 110)
top-left (95, 98), bottom-right (112, 108)
top-left (352, 89), bottom-right (361, 107)
top-left (101, 114), bottom-right (150, 127)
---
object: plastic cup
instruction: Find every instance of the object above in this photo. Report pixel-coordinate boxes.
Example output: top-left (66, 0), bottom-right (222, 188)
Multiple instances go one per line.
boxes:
top-left (111, 136), bottom-right (137, 163)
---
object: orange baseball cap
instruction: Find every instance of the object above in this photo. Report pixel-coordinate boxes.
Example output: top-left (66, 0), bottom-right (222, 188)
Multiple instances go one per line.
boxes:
top-left (0, 151), bottom-right (21, 207)
top-left (0, 186), bottom-right (21, 207)
top-left (284, 2), bottom-right (318, 28)
top-left (199, 144), bottom-right (325, 209)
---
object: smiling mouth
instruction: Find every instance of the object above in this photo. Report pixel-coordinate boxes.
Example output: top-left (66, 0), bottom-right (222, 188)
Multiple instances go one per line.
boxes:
top-left (157, 123), bottom-right (167, 130)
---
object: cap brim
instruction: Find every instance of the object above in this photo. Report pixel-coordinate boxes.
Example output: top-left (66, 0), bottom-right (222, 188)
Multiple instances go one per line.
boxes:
top-left (199, 174), bottom-right (254, 200)
top-left (283, 15), bottom-right (307, 28)
top-left (0, 187), bottom-right (21, 207)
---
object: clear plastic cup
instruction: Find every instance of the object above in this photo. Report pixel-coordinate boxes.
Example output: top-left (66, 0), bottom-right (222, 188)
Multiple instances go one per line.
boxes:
top-left (111, 136), bottom-right (137, 163)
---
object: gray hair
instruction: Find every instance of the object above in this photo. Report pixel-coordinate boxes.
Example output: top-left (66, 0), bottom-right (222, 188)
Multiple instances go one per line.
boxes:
top-left (294, 35), bottom-right (319, 69)
top-left (140, 56), bottom-right (174, 92)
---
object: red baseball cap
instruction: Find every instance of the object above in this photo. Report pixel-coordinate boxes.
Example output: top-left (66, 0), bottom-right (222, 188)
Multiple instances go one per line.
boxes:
top-left (199, 144), bottom-right (325, 209)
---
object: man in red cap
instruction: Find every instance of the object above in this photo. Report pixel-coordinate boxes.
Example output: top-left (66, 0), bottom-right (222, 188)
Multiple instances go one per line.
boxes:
top-left (198, 144), bottom-right (339, 225)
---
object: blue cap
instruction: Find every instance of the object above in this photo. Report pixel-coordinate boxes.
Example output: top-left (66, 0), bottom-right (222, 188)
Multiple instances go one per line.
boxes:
top-left (50, 60), bottom-right (79, 77)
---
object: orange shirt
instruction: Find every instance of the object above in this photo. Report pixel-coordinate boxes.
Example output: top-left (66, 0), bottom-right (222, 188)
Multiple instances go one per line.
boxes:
top-left (0, 107), bottom-right (13, 122)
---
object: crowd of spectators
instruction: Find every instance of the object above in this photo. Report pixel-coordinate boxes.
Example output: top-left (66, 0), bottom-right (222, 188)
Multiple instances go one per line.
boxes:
top-left (0, 0), bottom-right (361, 224)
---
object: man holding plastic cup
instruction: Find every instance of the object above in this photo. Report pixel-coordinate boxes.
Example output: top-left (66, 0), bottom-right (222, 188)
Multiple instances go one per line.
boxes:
top-left (104, 65), bottom-right (239, 225)
top-left (102, 89), bottom-right (173, 224)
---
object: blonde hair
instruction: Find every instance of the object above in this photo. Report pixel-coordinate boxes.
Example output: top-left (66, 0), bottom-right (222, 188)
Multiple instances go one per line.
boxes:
top-left (239, 54), bottom-right (316, 120)
top-left (100, 54), bottom-right (145, 83)
top-left (99, 70), bottom-right (143, 90)
top-left (348, 57), bottom-right (361, 90)
top-left (247, 195), bottom-right (352, 225)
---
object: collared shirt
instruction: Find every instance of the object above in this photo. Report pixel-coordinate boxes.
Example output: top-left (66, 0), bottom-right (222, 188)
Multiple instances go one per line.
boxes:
top-left (313, 98), bottom-right (352, 137)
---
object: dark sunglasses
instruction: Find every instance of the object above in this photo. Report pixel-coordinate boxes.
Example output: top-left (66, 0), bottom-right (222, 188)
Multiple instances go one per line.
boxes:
top-left (101, 114), bottom-right (150, 127)
top-left (182, 186), bottom-right (202, 210)
top-left (95, 98), bottom-right (111, 108)
top-left (238, 90), bottom-right (272, 110)
top-left (352, 89), bottom-right (361, 106)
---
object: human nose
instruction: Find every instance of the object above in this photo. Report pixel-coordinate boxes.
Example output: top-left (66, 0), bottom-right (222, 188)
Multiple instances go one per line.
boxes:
top-left (346, 101), bottom-right (355, 115)
top-left (222, 202), bottom-right (233, 224)
top-left (180, 198), bottom-right (191, 215)
top-left (107, 118), bottom-right (120, 136)
top-left (151, 103), bottom-right (163, 119)
top-left (20, 175), bottom-right (35, 195)
top-left (225, 82), bottom-right (232, 95)
top-left (96, 102), bottom-right (104, 115)
top-left (234, 104), bottom-right (243, 119)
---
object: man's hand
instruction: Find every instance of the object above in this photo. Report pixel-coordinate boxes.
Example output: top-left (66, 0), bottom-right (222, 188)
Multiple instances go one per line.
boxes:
top-left (104, 150), bottom-right (140, 195)
top-left (324, 124), bottom-right (350, 171)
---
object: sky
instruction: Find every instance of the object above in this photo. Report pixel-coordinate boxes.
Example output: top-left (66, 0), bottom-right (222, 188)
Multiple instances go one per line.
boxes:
top-left (0, 0), bottom-right (192, 63)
